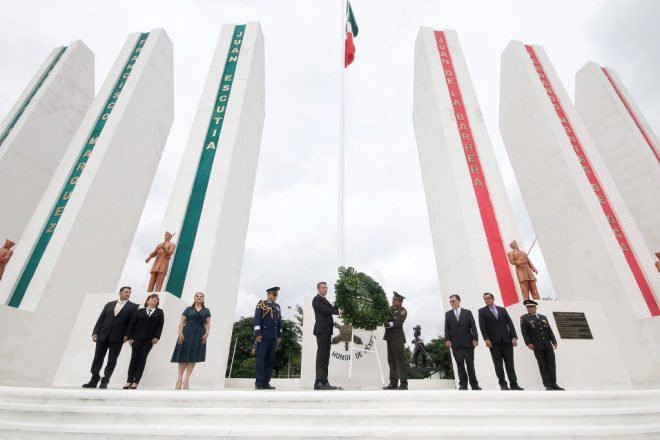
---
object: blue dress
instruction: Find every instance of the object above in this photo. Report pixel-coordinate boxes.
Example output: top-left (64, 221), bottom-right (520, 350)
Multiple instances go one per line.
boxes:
top-left (171, 307), bottom-right (211, 363)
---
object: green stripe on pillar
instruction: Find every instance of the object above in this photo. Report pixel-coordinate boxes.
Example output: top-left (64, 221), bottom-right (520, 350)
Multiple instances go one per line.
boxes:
top-left (166, 25), bottom-right (246, 298)
top-left (8, 33), bottom-right (149, 308)
top-left (0, 46), bottom-right (67, 147)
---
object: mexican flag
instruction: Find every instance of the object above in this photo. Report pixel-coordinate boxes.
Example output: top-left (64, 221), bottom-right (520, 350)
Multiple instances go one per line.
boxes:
top-left (345, 2), bottom-right (358, 67)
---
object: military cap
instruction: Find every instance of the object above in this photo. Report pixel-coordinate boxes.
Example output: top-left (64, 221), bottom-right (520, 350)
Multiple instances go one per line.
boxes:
top-left (266, 286), bottom-right (280, 293)
top-left (393, 291), bottom-right (405, 300)
top-left (523, 299), bottom-right (538, 307)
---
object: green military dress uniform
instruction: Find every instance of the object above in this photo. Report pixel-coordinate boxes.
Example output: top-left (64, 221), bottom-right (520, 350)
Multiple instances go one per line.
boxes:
top-left (383, 292), bottom-right (407, 390)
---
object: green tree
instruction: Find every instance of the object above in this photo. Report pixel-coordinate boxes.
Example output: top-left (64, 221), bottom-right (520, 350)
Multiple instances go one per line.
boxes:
top-left (225, 307), bottom-right (303, 378)
top-left (423, 337), bottom-right (454, 379)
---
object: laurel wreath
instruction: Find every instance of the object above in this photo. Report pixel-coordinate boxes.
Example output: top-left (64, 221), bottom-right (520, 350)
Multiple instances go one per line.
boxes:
top-left (334, 266), bottom-right (390, 331)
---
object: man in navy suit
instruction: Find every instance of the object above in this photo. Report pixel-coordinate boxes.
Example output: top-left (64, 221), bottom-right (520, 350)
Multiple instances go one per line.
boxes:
top-left (478, 292), bottom-right (524, 390)
top-left (82, 286), bottom-right (138, 389)
top-left (444, 294), bottom-right (481, 390)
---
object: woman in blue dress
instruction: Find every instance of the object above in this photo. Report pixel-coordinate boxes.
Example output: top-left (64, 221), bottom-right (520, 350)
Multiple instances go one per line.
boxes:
top-left (171, 292), bottom-right (211, 389)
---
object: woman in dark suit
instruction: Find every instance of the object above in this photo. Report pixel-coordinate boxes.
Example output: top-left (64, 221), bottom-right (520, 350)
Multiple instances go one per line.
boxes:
top-left (124, 293), bottom-right (164, 389)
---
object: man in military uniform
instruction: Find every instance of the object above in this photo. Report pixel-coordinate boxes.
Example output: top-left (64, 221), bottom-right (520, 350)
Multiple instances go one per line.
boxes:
top-left (383, 291), bottom-right (408, 390)
top-left (520, 300), bottom-right (564, 390)
top-left (253, 286), bottom-right (282, 390)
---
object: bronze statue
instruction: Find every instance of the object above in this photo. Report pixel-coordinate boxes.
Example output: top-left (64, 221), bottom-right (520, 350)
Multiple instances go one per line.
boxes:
top-left (507, 240), bottom-right (540, 301)
top-left (145, 231), bottom-right (176, 292)
top-left (0, 239), bottom-right (15, 281)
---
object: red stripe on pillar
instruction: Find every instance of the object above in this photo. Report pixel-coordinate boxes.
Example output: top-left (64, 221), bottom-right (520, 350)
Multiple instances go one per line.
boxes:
top-left (601, 67), bottom-right (660, 164)
top-left (434, 31), bottom-right (519, 306)
top-left (526, 45), bottom-right (659, 316)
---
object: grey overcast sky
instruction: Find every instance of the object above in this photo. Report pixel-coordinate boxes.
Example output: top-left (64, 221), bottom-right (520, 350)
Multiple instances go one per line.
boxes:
top-left (1, 0), bottom-right (658, 339)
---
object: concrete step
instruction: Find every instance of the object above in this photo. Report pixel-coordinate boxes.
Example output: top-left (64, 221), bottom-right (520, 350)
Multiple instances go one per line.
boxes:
top-left (1, 402), bottom-right (658, 427)
top-left (2, 387), bottom-right (659, 409)
top-left (0, 387), bottom-right (658, 438)
top-left (1, 421), bottom-right (660, 439)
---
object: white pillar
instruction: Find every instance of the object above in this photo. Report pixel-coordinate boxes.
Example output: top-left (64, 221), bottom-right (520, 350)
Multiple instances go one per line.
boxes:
top-left (413, 28), bottom-right (524, 312)
top-left (0, 41), bottom-right (94, 244)
top-left (156, 23), bottom-right (265, 388)
top-left (500, 41), bottom-right (660, 386)
top-left (0, 28), bottom-right (173, 386)
top-left (575, 62), bottom-right (660, 255)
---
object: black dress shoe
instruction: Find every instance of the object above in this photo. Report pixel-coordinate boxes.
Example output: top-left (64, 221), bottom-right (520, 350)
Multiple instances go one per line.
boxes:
top-left (81, 381), bottom-right (98, 389)
top-left (398, 384), bottom-right (408, 390)
top-left (500, 385), bottom-right (510, 390)
top-left (510, 384), bottom-right (524, 390)
top-left (383, 383), bottom-right (398, 390)
top-left (472, 386), bottom-right (482, 390)
top-left (98, 383), bottom-right (108, 389)
top-left (552, 384), bottom-right (565, 390)
top-left (255, 385), bottom-right (266, 390)
top-left (458, 386), bottom-right (468, 390)
top-left (122, 384), bottom-right (132, 390)
top-left (264, 384), bottom-right (276, 390)
top-left (545, 386), bottom-right (555, 390)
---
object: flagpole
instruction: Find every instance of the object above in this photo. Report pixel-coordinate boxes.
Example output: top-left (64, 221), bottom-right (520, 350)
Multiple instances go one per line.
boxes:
top-left (337, 0), bottom-right (347, 268)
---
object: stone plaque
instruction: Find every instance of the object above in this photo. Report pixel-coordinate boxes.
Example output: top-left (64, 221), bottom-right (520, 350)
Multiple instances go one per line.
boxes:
top-left (552, 312), bottom-right (593, 339)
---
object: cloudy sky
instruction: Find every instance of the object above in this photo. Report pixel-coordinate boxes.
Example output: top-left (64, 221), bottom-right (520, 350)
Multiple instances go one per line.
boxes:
top-left (1, 0), bottom-right (657, 339)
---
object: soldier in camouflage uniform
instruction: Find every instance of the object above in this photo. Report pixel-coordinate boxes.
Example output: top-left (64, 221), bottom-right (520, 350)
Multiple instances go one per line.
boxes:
top-left (383, 291), bottom-right (408, 390)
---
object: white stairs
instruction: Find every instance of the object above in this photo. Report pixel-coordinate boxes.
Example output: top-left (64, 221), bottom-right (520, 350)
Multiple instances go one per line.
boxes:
top-left (0, 386), bottom-right (659, 439)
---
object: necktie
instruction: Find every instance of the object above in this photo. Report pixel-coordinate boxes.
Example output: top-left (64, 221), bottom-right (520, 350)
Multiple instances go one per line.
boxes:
top-left (147, 309), bottom-right (152, 317)
top-left (114, 301), bottom-right (124, 316)
top-left (454, 309), bottom-right (460, 321)
top-left (491, 307), bottom-right (498, 319)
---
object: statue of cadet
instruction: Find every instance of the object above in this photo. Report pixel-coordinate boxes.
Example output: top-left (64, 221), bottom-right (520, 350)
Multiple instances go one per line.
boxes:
top-left (145, 231), bottom-right (176, 292)
top-left (0, 239), bottom-right (15, 281)
top-left (507, 240), bottom-right (540, 301)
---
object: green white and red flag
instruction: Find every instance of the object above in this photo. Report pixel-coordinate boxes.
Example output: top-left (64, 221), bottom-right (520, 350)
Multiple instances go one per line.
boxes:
top-left (345, 2), bottom-right (358, 67)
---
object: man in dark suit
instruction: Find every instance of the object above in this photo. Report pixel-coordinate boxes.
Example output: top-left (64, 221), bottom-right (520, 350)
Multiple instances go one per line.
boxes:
top-left (520, 300), bottom-right (564, 390)
top-left (444, 294), bottom-right (481, 390)
top-left (82, 286), bottom-right (138, 389)
top-left (312, 281), bottom-right (340, 390)
top-left (478, 292), bottom-right (523, 390)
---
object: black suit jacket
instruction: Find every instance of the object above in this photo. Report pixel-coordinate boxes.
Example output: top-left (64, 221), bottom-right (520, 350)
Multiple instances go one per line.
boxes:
top-left (312, 294), bottom-right (339, 336)
top-left (444, 308), bottom-right (478, 348)
top-left (128, 308), bottom-right (164, 340)
top-left (478, 305), bottom-right (518, 343)
top-left (93, 300), bottom-right (138, 342)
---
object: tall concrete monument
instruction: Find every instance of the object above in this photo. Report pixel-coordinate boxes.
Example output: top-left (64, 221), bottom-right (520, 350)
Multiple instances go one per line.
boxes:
top-left (500, 41), bottom-right (660, 387)
top-left (575, 62), bottom-right (660, 255)
top-left (413, 28), bottom-right (523, 312)
top-left (0, 29), bottom-right (174, 386)
top-left (0, 42), bottom-right (94, 245)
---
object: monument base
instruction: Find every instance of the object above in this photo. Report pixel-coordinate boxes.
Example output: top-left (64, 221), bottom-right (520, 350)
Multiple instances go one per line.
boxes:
top-left (53, 292), bottom-right (226, 389)
top-left (473, 300), bottom-right (632, 391)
